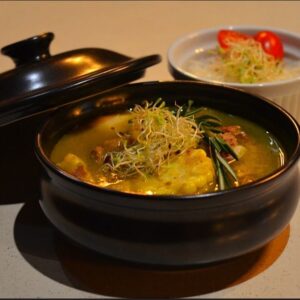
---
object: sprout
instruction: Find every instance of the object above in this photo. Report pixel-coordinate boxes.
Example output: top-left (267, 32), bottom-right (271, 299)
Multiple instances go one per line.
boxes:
top-left (219, 38), bottom-right (284, 83)
top-left (102, 100), bottom-right (202, 179)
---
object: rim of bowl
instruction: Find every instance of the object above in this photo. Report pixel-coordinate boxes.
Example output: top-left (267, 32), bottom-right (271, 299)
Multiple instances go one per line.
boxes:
top-left (168, 25), bottom-right (300, 88)
top-left (35, 80), bottom-right (300, 205)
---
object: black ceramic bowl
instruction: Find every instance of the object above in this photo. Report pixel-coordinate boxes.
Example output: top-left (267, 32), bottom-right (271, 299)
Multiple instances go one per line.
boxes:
top-left (35, 81), bottom-right (300, 267)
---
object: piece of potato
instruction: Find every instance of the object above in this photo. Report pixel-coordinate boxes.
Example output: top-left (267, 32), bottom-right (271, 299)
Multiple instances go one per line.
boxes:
top-left (58, 153), bottom-right (93, 182)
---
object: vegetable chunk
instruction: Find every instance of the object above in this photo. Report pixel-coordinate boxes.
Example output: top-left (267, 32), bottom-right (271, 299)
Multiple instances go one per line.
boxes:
top-left (110, 149), bottom-right (216, 195)
top-left (58, 153), bottom-right (93, 182)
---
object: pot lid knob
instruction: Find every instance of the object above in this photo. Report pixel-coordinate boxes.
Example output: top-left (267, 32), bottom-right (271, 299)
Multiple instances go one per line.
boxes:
top-left (0, 32), bottom-right (161, 127)
top-left (1, 32), bottom-right (54, 67)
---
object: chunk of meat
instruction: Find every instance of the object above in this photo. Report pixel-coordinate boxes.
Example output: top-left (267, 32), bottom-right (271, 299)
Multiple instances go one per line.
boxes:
top-left (103, 138), bottom-right (122, 151)
top-left (219, 125), bottom-right (247, 145)
top-left (220, 131), bottom-right (238, 146)
top-left (90, 138), bottom-right (123, 163)
top-left (219, 125), bottom-right (247, 162)
top-left (90, 146), bottom-right (105, 163)
top-left (220, 125), bottom-right (243, 135)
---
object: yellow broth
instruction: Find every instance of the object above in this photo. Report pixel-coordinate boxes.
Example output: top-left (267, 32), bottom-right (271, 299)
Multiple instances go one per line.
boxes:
top-left (51, 107), bottom-right (285, 195)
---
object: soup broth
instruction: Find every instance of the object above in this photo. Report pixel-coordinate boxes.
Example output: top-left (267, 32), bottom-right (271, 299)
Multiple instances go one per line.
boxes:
top-left (51, 103), bottom-right (284, 195)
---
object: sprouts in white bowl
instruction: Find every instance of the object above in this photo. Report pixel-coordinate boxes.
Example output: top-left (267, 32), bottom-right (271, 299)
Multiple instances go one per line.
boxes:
top-left (168, 26), bottom-right (300, 122)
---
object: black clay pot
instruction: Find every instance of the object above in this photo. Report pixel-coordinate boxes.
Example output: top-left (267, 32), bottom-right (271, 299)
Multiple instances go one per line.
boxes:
top-left (35, 81), bottom-right (300, 267)
top-left (0, 32), bottom-right (160, 203)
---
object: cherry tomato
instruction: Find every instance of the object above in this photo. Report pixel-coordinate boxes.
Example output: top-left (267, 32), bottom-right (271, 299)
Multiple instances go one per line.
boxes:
top-left (254, 31), bottom-right (284, 60)
top-left (218, 30), bottom-right (252, 49)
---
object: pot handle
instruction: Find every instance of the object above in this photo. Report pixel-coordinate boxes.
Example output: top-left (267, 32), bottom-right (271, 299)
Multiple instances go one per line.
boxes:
top-left (1, 32), bottom-right (54, 67)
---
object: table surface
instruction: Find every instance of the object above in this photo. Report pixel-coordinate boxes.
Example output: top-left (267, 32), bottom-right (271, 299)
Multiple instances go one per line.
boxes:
top-left (1, 1), bottom-right (300, 298)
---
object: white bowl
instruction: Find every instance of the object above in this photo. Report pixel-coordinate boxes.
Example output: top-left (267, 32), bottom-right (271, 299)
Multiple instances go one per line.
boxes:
top-left (168, 25), bottom-right (300, 123)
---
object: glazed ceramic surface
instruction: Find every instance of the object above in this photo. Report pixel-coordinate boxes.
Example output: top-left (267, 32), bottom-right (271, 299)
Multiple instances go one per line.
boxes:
top-left (0, 33), bottom-right (160, 203)
top-left (0, 32), bottom-right (160, 126)
top-left (36, 81), bottom-right (300, 266)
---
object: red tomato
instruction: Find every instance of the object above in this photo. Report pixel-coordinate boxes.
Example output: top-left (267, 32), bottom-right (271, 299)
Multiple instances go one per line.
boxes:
top-left (254, 31), bottom-right (284, 59)
top-left (218, 30), bottom-right (252, 49)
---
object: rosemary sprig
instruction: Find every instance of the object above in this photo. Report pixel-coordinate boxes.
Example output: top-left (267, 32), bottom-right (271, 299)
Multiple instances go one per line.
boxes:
top-left (199, 117), bottom-right (239, 190)
top-left (179, 103), bottom-right (239, 190)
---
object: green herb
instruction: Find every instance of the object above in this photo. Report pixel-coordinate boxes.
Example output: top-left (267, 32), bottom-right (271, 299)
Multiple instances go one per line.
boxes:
top-left (180, 102), bottom-right (239, 190)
